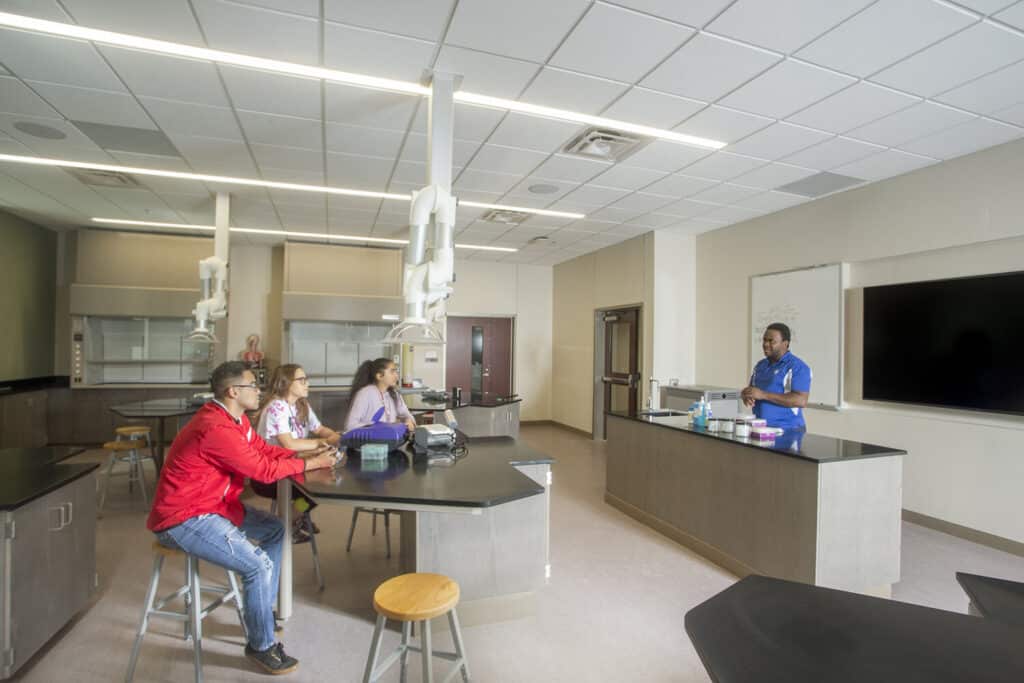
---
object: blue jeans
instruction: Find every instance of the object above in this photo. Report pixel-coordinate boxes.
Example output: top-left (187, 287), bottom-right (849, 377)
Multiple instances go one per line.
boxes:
top-left (156, 506), bottom-right (283, 651)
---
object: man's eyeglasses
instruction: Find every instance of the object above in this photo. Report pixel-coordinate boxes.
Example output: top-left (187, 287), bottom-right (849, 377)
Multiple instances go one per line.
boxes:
top-left (294, 377), bottom-right (310, 384)
top-left (232, 383), bottom-right (260, 391)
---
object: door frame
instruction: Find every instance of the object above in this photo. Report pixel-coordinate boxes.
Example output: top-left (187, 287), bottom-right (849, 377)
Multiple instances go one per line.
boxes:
top-left (592, 304), bottom-right (642, 441)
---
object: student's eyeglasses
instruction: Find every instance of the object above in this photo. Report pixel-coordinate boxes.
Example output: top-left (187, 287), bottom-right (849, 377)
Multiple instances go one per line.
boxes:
top-left (232, 383), bottom-right (260, 391)
top-left (294, 377), bottom-right (309, 384)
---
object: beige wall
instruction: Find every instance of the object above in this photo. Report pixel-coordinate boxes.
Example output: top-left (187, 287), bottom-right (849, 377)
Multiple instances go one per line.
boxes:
top-left (445, 260), bottom-right (553, 421)
top-left (226, 244), bottom-right (281, 365)
top-left (0, 210), bottom-right (55, 381)
top-left (695, 137), bottom-right (1024, 543)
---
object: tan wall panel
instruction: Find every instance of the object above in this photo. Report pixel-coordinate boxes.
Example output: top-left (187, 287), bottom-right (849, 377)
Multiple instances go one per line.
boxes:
top-left (284, 242), bottom-right (401, 296)
top-left (75, 229), bottom-right (210, 288)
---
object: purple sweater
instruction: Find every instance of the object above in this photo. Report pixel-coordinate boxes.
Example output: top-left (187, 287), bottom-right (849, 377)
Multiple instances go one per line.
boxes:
top-left (344, 385), bottom-right (414, 432)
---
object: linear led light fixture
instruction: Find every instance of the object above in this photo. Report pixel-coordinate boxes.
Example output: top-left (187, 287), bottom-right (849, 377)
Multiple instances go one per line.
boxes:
top-left (0, 153), bottom-right (585, 219)
top-left (0, 11), bottom-right (727, 151)
top-left (90, 218), bottom-right (519, 252)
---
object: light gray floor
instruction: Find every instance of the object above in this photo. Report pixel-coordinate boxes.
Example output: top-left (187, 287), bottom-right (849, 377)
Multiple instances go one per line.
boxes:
top-left (14, 425), bottom-right (1024, 682)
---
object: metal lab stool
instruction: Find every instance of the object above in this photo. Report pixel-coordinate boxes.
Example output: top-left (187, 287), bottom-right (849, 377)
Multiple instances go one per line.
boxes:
top-left (362, 573), bottom-right (471, 683)
top-left (126, 541), bottom-right (247, 683)
top-left (346, 507), bottom-right (395, 558)
top-left (98, 439), bottom-right (155, 515)
top-left (269, 499), bottom-right (324, 591)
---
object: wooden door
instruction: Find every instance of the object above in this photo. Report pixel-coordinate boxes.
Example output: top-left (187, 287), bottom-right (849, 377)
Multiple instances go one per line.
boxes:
top-left (445, 316), bottom-right (513, 401)
top-left (602, 307), bottom-right (640, 420)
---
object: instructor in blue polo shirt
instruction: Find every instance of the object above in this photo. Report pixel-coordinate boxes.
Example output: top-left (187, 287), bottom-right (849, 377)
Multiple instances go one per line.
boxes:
top-left (741, 322), bottom-right (812, 430)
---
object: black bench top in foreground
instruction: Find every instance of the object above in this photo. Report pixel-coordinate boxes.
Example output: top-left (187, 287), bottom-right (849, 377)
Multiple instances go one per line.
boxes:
top-left (685, 574), bottom-right (1024, 683)
top-left (0, 447), bottom-right (97, 510)
top-left (296, 436), bottom-right (553, 508)
top-left (957, 572), bottom-right (1024, 628)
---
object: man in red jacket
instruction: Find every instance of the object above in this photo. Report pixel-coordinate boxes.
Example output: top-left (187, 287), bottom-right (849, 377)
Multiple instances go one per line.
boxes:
top-left (147, 361), bottom-right (337, 675)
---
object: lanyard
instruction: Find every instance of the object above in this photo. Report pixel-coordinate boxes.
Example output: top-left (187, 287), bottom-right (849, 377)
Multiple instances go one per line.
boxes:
top-left (378, 389), bottom-right (392, 422)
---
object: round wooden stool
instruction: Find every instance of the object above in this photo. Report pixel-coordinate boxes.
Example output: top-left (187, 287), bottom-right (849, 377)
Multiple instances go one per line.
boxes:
top-left (126, 542), bottom-right (247, 682)
top-left (362, 573), bottom-right (470, 683)
top-left (98, 439), bottom-right (155, 514)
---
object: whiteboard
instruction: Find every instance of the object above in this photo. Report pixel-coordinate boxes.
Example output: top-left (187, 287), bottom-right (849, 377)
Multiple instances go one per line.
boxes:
top-left (750, 264), bottom-right (844, 409)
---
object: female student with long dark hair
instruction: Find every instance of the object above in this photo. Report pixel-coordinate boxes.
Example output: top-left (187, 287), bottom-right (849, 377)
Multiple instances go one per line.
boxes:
top-left (344, 357), bottom-right (416, 432)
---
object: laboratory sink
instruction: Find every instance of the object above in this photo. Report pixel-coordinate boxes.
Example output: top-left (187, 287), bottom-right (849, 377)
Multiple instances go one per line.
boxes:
top-left (638, 409), bottom-right (686, 417)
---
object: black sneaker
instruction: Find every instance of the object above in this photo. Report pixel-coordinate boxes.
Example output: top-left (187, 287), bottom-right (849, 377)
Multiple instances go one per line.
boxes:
top-left (245, 643), bottom-right (299, 675)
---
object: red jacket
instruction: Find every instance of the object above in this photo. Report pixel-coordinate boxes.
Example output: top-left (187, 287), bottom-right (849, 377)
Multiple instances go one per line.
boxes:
top-left (147, 402), bottom-right (305, 532)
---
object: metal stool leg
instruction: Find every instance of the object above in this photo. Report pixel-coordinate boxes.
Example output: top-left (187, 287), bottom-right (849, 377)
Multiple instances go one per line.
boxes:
top-left (184, 556), bottom-right (194, 641)
top-left (98, 452), bottom-right (118, 516)
top-left (269, 499), bottom-right (278, 516)
top-left (372, 509), bottom-right (378, 536)
top-left (125, 555), bottom-right (165, 682)
top-left (135, 451), bottom-right (149, 507)
top-left (226, 570), bottom-right (248, 642)
top-left (399, 621), bottom-right (411, 683)
top-left (362, 614), bottom-right (387, 683)
top-left (421, 618), bottom-right (433, 683)
top-left (346, 507), bottom-right (359, 552)
top-left (189, 556), bottom-right (204, 683)
top-left (306, 513), bottom-right (324, 591)
top-left (449, 608), bottom-right (471, 682)
top-left (384, 511), bottom-right (391, 559)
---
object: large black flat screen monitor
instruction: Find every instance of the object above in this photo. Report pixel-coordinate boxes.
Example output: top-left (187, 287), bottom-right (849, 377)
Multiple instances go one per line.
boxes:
top-left (863, 271), bottom-right (1024, 415)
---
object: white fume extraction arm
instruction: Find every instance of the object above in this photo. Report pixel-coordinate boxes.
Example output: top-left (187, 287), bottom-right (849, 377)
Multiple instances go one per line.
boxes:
top-left (187, 193), bottom-right (231, 343)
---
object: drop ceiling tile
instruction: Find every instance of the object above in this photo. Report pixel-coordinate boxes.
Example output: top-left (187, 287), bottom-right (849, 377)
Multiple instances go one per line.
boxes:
top-left (871, 23), bottom-right (1024, 97)
top-left (488, 113), bottom-right (581, 153)
top-left (505, 176), bottom-right (579, 200)
top-left (400, 134), bottom-right (480, 167)
top-left (324, 86), bottom-right (420, 131)
top-left (325, 123), bottom-right (405, 158)
top-left (589, 164), bottom-right (667, 191)
top-left (601, 88), bottom-right (706, 129)
top-left (435, 46), bottom-right (540, 99)
top-left (250, 143), bottom-right (322, 175)
top-left (328, 194), bottom-right (383, 214)
top-left (654, 198), bottom-right (717, 218)
top-left (564, 218), bottom-right (620, 232)
top-left (689, 183), bottom-right (762, 205)
top-left (453, 168), bottom-right (521, 194)
top-left (707, 0), bottom-right (872, 53)
top-left (671, 217), bottom-right (731, 234)
top-left (787, 82), bottom-right (919, 134)
top-left (674, 105), bottom-right (773, 144)
top-left (959, 0), bottom-right (1018, 13)
top-left (445, 0), bottom-right (590, 62)
top-left (108, 152), bottom-right (206, 194)
top-left (28, 82), bottom-right (154, 128)
top-left (220, 67), bottom-right (321, 119)
top-left (606, 0), bottom-right (740, 26)
top-left (274, 202), bottom-right (327, 229)
top-left (729, 161), bottom-right (817, 189)
top-left (324, 0), bottom-right (454, 40)
top-left (519, 68), bottom-right (629, 115)
top-left (679, 151), bottom-right (766, 180)
top-left (263, 167), bottom-right (325, 188)
top-left (61, 0), bottom-right (205, 42)
top-left (643, 172), bottom-right (718, 196)
top-left (0, 0), bottom-right (71, 21)
top-left (728, 122), bottom-right (833, 160)
top-left (783, 136), bottom-right (885, 170)
top-left (192, 0), bottom-right (319, 63)
top-left (641, 33), bottom-right (779, 102)
top-left (561, 184), bottom-right (633, 206)
top-left (323, 22), bottom-right (435, 82)
top-left (699, 203), bottom-right (764, 223)
top-left (796, 0), bottom-right (975, 78)
top-left (465, 144), bottom-right (549, 175)
top-left (326, 152), bottom-right (394, 188)
top-left (168, 133), bottom-right (259, 175)
top-left (0, 28), bottom-right (123, 90)
top-left (720, 60), bottom-right (856, 120)
top-left (588, 206), bottom-right (646, 222)
top-left (832, 148), bottom-right (935, 181)
top-left (551, 3), bottom-right (693, 83)
top-left (992, 101), bottom-right (1024, 126)
top-left (897, 117), bottom-right (1023, 159)
top-left (609, 192), bottom-right (676, 212)
top-left (138, 97), bottom-right (244, 140)
top-left (0, 114), bottom-right (101, 158)
top-left (0, 77), bottom-right (60, 118)
top-left (239, 111), bottom-right (322, 150)
top-left (734, 190), bottom-right (807, 212)
top-left (410, 104), bottom-right (506, 143)
top-left (936, 60), bottom-right (1024, 115)
top-left (997, 2), bottom-right (1024, 27)
top-left (626, 212), bottom-right (680, 228)
top-left (101, 47), bottom-right (230, 108)
top-left (845, 101), bottom-right (977, 147)
top-left (328, 208), bottom-right (379, 230)
top-left (625, 139), bottom-right (711, 172)
top-left (93, 186), bottom-right (178, 217)
top-left (533, 154), bottom-right (612, 183)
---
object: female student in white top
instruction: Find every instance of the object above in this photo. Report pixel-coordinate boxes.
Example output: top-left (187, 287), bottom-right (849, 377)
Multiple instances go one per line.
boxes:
top-left (254, 363), bottom-right (341, 541)
top-left (344, 358), bottom-right (416, 433)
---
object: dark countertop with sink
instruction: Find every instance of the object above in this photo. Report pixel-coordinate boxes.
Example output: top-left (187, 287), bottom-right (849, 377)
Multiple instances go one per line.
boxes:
top-left (296, 436), bottom-right (551, 508)
top-left (0, 447), bottom-right (98, 510)
top-left (607, 410), bottom-right (905, 464)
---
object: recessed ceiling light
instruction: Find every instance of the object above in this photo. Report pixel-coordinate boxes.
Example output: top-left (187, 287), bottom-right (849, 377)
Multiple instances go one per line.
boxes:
top-left (0, 153), bottom-right (585, 219)
top-left (528, 184), bottom-right (560, 195)
top-left (90, 218), bottom-right (519, 252)
top-left (13, 121), bottom-right (66, 140)
top-left (0, 11), bottom-right (727, 151)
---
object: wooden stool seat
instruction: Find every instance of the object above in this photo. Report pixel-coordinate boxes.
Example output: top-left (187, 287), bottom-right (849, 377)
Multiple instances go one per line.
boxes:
top-left (116, 425), bottom-right (152, 436)
top-left (152, 541), bottom-right (186, 559)
top-left (103, 440), bottom-right (147, 451)
top-left (373, 573), bottom-right (460, 622)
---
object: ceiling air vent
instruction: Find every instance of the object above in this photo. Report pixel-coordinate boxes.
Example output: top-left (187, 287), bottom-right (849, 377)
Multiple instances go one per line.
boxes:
top-left (563, 127), bottom-right (648, 162)
top-left (67, 168), bottom-right (141, 189)
top-left (481, 209), bottom-right (532, 225)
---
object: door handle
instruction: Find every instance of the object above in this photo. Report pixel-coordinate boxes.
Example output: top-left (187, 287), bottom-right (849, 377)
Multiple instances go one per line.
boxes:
top-left (63, 502), bottom-right (73, 526)
top-left (602, 376), bottom-right (629, 385)
top-left (49, 506), bottom-right (64, 531)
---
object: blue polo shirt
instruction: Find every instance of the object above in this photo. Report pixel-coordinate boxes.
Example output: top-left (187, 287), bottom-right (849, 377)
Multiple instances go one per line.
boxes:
top-left (750, 351), bottom-right (812, 430)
